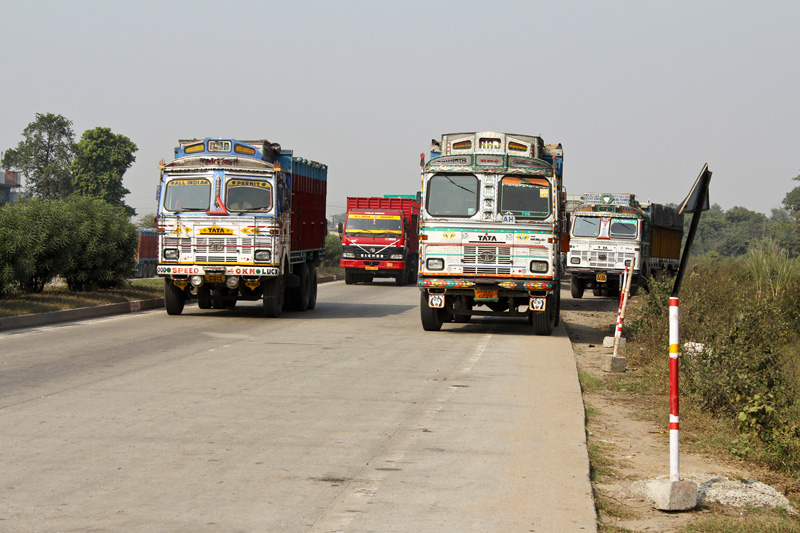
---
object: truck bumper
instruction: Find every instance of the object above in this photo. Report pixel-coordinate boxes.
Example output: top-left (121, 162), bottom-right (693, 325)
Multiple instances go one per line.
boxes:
top-left (340, 259), bottom-right (405, 273)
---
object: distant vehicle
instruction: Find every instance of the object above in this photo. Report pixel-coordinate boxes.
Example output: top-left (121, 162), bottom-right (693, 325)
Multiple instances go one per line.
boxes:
top-left (155, 137), bottom-right (327, 316)
top-left (133, 228), bottom-right (158, 278)
top-left (340, 196), bottom-right (420, 286)
top-left (566, 193), bottom-right (683, 298)
top-left (417, 131), bottom-right (566, 335)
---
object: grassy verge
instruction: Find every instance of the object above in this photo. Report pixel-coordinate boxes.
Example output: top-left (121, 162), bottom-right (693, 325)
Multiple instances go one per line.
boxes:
top-left (0, 279), bottom-right (163, 318)
top-left (0, 267), bottom-right (346, 319)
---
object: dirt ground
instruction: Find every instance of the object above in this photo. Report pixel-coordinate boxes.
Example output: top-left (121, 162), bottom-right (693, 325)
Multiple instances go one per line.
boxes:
top-left (560, 288), bottom-right (798, 532)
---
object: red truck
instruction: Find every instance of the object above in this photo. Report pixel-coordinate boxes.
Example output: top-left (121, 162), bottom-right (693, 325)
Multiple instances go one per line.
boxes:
top-left (134, 228), bottom-right (158, 278)
top-left (340, 196), bottom-right (420, 286)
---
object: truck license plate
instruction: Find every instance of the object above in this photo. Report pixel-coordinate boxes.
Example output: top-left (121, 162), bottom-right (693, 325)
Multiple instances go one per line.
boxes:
top-left (475, 289), bottom-right (498, 301)
top-left (530, 297), bottom-right (546, 312)
top-left (206, 274), bottom-right (225, 282)
top-left (596, 273), bottom-right (607, 283)
top-left (365, 266), bottom-right (378, 270)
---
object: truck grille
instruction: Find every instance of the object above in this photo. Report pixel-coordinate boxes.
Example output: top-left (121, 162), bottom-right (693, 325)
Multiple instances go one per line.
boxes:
top-left (575, 250), bottom-right (635, 269)
top-left (195, 237), bottom-right (241, 263)
top-left (462, 245), bottom-right (512, 275)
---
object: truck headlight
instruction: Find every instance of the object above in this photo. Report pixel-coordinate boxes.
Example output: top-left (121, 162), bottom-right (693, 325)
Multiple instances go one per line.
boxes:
top-left (426, 258), bottom-right (444, 271)
top-left (624, 259), bottom-right (631, 266)
top-left (570, 257), bottom-right (581, 264)
top-left (163, 248), bottom-right (178, 260)
top-left (390, 253), bottom-right (403, 260)
top-left (226, 276), bottom-right (240, 289)
top-left (342, 251), bottom-right (355, 259)
top-left (529, 260), bottom-right (549, 273)
top-left (254, 250), bottom-right (271, 262)
top-left (191, 275), bottom-right (204, 287)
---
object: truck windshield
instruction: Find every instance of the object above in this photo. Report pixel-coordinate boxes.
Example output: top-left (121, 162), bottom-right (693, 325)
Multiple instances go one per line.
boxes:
top-left (426, 174), bottom-right (479, 217)
top-left (225, 178), bottom-right (272, 212)
top-left (573, 216), bottom-right (638, 239)
top-left (499, 176), bottom-right (551, 219)
top-left (163, 178), bottom-right (211, 212)
top-left (345, 215), bottom-right (402, 237)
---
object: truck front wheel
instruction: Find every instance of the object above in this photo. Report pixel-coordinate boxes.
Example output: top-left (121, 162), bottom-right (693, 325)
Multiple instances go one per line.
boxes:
top-left (570, 278), bottom-right (585, 299)
top-left (420, 291), bottom-right (445, 331)
top-left (164, 279), bottom-right (185, 316)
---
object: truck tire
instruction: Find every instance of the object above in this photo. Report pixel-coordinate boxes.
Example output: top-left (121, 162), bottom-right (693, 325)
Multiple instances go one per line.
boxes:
top-left (262, 275), bottom-right (284, 318)
top-left (307, 264), bottom-right (318, 310)
top-left (297, 263), bottom-right (311, 311)
top-left (570, 278), bottom-right (585, 299)
top-left (394, 271), bottom-right (405, 286)
top-left (592, 286), bottom-right (603, 297)
top-left (529, 294), bottom-right (554, 335)
top-left (164, 279), bottom-right (185, 316)
top-left (345, 272), bottom-right (356, 285)
top-left (197, 297), bottom-right (212, 309)
top-left (420, 291), bottom-right (445, 331)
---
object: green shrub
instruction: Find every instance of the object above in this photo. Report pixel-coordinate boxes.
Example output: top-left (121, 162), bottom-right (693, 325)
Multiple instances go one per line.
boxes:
top-left (60, 196), bottom-right (138, 291)
top-left (0, 198), bottom-right (73, 293)
top-left (323, 232), bottom-right (342, 268)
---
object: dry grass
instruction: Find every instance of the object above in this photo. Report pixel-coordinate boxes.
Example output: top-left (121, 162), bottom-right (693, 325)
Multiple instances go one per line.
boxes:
top-left (0, 279), bottom-right (163, 318)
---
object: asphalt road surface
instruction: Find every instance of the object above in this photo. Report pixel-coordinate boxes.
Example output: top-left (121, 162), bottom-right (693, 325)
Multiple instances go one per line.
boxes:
top-left (0, 281), bottom-right (596, 532)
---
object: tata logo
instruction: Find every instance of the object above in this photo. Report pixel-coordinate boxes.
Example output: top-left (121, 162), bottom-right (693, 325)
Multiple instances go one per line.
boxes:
top-left (478, 235), bottom-right (498, 242)
top-left (199, 226), bottom-right (234, 235)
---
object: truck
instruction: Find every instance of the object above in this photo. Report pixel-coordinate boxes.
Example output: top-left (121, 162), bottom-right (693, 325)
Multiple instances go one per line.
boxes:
top-left (134, 228), bottom-right (158, 278)
top-left (155, 137), bottom-right (327, 316)
top-left (417, 131), bottom-right (566, 335)
top-left (566, 192), bottom-right (683, 298)
top-left (339, 195), bottom-right (421, 286)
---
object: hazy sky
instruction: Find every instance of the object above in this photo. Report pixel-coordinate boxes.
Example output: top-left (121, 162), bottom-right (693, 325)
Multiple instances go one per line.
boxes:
top-left (2, 1), bottom-right (798, 218)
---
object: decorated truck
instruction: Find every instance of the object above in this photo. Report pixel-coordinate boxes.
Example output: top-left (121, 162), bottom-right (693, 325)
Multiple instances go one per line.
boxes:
top-left (340, 196), bottom-right (421, 286)
top-left (417, 131), bottom-right (566, 335)
top-left (566, 192), bottom-right (683, 298)
top-left (155, 137), bottom-right (327, 316)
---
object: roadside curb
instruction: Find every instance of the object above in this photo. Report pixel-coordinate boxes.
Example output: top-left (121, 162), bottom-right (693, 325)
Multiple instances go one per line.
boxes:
top-left (0, 274), bottom-right (344, 333)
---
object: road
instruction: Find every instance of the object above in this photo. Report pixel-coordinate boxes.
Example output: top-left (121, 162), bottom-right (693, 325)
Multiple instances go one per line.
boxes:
top-left (0, 281), bottom-right (595, 532)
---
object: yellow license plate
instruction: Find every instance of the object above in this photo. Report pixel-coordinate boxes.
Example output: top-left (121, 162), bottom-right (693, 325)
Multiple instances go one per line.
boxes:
top-left (475, 289), bottom-right (498, 300)
top-left (596, 273), bottom-right (607, 283)
top-left (365, 266), bottom-right (378, 270)
top-left (206, 274), bottom-right (225, 282)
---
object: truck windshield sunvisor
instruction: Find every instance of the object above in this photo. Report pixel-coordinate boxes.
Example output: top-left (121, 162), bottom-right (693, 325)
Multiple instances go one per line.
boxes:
top-left (426, 174), bottom-right (479, 217)
top-left (225, 178), bottom-right (272, 212)
top-left (345, 215), bottom-right (402, 236)
top-left (164, 178), bottom-right (212, 212)
top-left (499, 176), bottom-right (551, 219)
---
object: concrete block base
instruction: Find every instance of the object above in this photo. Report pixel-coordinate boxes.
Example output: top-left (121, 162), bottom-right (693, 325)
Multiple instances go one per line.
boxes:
top-left (646, 479), bottom-right (698, 511)
top-left (601, 354), bottom-right (627, 373)
top-left (603, 336), bottom-right (626, 348)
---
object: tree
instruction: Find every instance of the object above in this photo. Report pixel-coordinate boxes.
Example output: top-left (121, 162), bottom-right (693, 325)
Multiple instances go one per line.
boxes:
top-left (1, 113), bottom-right (75, 199)
top-left (782, 171), bottom-right (800, 215)
top-left (71, 127), bottom-right (138, 216)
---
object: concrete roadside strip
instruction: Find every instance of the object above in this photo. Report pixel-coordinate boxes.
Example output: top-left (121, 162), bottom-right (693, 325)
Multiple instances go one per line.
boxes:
top-left (0, 275), bottom-right (343, 333)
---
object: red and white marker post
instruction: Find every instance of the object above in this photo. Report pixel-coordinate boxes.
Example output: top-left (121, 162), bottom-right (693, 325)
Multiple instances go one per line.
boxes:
top-left (669, 296), bottom-right (680, 481)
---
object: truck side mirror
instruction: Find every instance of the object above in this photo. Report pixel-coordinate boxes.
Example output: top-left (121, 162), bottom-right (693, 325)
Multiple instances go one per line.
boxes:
top-left (337, 221), bottom-right (343, 235)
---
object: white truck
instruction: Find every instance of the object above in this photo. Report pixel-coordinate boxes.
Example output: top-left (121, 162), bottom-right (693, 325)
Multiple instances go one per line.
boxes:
top-left (566, 193), bottom-right (683, 298)
top-left (417, 131), bottom-right (566, 335)
top-left (156, 137), bottom-right (327, 316)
